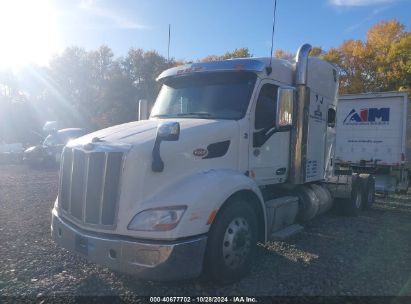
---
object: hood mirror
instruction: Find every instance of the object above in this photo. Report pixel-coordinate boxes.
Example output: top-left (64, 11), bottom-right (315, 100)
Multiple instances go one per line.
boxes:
top-left (152, 122), bottom-right (180, 172)
top-left (157, 122), bottom-right (180, 141)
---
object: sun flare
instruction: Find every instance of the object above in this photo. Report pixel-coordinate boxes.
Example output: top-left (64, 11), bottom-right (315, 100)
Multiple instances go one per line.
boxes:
top-left (0, 0), bottom-right (61, 70)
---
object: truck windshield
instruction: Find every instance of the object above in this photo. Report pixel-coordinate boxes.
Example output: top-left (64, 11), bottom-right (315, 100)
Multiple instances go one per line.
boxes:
top-left (151, 71), bottom-right (257, 120)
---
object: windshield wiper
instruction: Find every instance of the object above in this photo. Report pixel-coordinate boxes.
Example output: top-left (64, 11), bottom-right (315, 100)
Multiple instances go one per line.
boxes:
top-left (151, 112), bottom-right (212, 118)
top-left (151, 114), bottom-right (175, 118)
top-left (176, 112), bottom-right (211, 117)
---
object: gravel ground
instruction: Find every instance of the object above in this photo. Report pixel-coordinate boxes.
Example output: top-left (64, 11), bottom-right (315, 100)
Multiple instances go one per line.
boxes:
top-left (1, 164), bottom-right (411, 299)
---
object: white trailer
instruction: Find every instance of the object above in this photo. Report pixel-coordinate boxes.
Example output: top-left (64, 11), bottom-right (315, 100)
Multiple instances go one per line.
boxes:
top-left (336, 92), bottom-right (410, 194)
top-left (51, 44), bottom-right (374, 283)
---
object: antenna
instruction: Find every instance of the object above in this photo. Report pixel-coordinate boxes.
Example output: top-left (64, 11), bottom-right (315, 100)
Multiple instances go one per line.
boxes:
top-left (266, 0), bottom-right (278, 75)
top-left (167, 24), bottom-right (171, 62)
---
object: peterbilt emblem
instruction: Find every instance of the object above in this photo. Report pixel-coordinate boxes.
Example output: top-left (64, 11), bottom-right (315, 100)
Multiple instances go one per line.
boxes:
top-left (83, 143), bottom-right (95, 151)
top-left (193, 148), bottom-right (208, 158)
top-left (84, 137), bottom-right (103, 151)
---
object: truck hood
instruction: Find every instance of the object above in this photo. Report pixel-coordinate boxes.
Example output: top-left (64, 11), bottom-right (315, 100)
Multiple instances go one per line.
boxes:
top-left (68, 118), bottom-right (238, 148)
top-left (61, 118), bottom-right (241, 238)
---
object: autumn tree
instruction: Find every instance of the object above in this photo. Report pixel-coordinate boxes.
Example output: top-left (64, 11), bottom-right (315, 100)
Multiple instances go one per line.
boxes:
top-left (274, 49), bottom-right (294, 60)
top-left (309, 47), bottom-right (324, 57)
top-left (323, 20), bottom-right (410, 95)
top-left (0, 71), bottom-right (41, 144)
top-left (201, 48), bottom-right (251, 62)
top-left (323, 40), bottom-right (368, 93)
top-left (274, 46), bottom-right (323, 60)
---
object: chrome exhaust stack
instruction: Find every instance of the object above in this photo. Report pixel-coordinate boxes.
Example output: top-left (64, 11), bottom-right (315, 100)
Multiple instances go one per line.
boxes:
top-left (290, 43), bottom-right (312, 184)
top-left (295, 44), bottom-right (312, 85)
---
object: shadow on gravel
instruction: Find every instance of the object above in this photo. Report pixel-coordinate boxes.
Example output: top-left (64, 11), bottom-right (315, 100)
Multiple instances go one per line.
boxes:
top-left (111, 247), bottom-right (301, 296)
top-left (74, 274), bottom-right (119, 296)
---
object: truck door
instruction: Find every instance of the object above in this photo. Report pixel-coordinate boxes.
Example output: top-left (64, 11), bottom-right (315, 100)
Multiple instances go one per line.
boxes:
top-left (249, 82), bottom-right (290, 185)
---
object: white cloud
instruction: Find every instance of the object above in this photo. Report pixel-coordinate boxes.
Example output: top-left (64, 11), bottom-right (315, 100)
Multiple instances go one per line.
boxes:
top-left (329, 0), bottom-right (397, 6)
top-left (343, 4), bottom-right (390, 32)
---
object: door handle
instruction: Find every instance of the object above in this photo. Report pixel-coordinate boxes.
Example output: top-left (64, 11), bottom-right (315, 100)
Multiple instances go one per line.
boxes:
top-left (276, 167), bottom-right (286, 175)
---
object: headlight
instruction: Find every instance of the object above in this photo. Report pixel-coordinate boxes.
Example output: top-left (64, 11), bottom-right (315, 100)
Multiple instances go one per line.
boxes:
top-left (127, 206), bottom-right (187, 231)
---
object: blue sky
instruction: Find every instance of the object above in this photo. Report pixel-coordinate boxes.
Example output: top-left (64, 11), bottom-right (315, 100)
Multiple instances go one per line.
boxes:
top-left (58, 0), bottom-right (411, 60)
top-left (0, 0), bottom-right (410, 68)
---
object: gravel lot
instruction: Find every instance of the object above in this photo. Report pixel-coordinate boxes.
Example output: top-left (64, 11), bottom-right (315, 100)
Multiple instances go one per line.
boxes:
top-left (1, 164), bottom-right (411, 299)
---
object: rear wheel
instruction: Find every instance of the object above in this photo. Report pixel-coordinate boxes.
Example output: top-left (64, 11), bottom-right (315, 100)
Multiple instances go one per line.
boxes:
top-left (399, 171), bottom-right (409, 194)
top-left (204, 199), bottom-right (257, 284)
top-left (359, 174), bottom-right (375, 209)
top-left (341, 175), bottom-right (363, 216)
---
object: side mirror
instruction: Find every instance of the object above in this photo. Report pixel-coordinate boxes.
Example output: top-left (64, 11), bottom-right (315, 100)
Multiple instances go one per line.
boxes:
top-left (152, 122), bottom-right (180, 172)
top-left (138, 99), bottom-right (150, 121)
top-left (276, 87), bottom-right (295, 129)
top-left (43, 121), bottom-right (58, 134)
top-left (157, 122), bottom-right (180, 141)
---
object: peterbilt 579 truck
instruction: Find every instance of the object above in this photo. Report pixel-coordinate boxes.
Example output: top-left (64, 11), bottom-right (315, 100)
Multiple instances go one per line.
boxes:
top-left (51, 44), bottom-right (374, 283)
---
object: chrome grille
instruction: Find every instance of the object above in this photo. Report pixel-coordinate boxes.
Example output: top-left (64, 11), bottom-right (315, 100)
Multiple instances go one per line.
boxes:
top-left (59, 147), bottom-right (124, 228)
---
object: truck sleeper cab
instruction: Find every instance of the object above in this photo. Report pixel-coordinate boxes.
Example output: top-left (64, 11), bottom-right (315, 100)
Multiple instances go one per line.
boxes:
top-left (51, 44), bottom-right (375, 283)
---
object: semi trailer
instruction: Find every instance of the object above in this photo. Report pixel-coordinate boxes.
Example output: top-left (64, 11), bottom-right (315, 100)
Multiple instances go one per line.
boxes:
top-left (336, 92), bottom-right (410, 195)
top-left (51, 43), bottom-right (374, 283)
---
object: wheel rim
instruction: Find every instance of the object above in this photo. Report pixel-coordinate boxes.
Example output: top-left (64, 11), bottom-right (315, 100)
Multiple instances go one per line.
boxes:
top-left (222, 217), bottom-right (252, 270)
top-left (355, 190), bottom-right (362, 209)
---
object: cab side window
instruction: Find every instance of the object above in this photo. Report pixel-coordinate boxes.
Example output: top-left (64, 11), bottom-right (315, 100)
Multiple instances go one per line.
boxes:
top-left (255, 84), bottom-right (278, 130)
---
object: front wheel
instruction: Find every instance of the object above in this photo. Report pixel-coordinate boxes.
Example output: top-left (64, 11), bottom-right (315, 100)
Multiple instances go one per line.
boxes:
top-left (204, 200), bottom-right (257, 284)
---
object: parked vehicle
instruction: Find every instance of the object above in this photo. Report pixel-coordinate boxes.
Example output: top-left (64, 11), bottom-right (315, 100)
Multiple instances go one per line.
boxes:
top-left (335, 92), bottom-right (410, 195)
top-left (0, 142), bottom-right (24, 164)
top-left (51, 44), bottom-right (375, 283)
top-left (24, 128), bottom-right (86, 168)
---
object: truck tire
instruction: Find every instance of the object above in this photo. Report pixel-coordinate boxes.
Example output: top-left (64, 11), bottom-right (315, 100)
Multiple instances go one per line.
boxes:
top-left (359, 174), bottom-right (375, 209)
top-left (341, 175), bottom-right (363, 216)
top-left (204, 199), bottom-right (258, 284)
top-left (295, 185), bottom-right (320, 222)
top-left (399, 174), bottom-right (409, 194)
top-left (403, 171), bottom-right (411, 194)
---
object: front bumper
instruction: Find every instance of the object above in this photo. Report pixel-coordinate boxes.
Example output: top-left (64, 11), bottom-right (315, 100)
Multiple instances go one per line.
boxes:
top-left (51, 209), bottom-right (207, 280)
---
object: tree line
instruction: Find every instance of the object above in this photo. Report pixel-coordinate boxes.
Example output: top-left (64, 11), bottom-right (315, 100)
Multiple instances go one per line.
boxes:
top-left (0, 19), bottom-right (409, 144)
top-left (275, 20), bottom-right (410, 95)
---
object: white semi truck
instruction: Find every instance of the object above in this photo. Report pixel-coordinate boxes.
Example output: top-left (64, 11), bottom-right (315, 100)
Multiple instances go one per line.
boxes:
top-left (336, 92), bottom-right (410, 195)
top-left (51, 44), bottom-right (375, 283)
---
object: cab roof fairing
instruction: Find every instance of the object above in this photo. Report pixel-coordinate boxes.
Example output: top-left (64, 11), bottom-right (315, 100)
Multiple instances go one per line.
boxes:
top-left (155, 57), bottom-right (295, 82)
